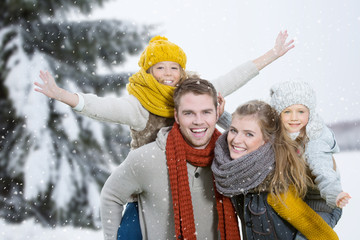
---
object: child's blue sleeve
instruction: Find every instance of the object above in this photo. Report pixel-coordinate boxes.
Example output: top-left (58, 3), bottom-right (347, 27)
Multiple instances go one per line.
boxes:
top-left (305, 126), bottom-right (342, 209)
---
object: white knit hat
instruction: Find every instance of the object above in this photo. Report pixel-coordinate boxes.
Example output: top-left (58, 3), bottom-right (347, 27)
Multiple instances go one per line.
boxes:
top-left (270, 81), bottom-right (324, 140)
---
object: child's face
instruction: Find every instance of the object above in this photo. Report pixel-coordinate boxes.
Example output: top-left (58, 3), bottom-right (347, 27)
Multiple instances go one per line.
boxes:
top-left (227, 115), bottom-right (265, 159)
top-left (280, 104), bottom-right (310, 133)
top-left (150, 61), bottom-right (181, 87)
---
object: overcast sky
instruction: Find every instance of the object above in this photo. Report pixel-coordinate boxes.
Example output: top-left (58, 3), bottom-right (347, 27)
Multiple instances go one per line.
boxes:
top-left (90, 0), bottom-right (360, 124)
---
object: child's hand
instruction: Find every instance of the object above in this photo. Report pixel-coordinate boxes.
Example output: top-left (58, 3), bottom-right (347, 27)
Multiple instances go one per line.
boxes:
top-left (217, 93), bottom-right (225, 116)
top-left (34, 71), bottom-right (62, 100)
top-left (35, 71), bottom-right (79, 107)
top-left (336, 192), bottom-right (351, 208)
top-left (273, 30), bottom-right (295, 58)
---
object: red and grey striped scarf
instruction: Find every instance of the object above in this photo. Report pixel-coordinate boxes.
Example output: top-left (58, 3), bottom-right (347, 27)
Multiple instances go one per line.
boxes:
top-left (166, 122), bottom-right (240, 240)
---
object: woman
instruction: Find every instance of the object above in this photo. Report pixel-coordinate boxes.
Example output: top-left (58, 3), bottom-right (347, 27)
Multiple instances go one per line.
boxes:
top-left (212, 100), bottom-right (338, 240)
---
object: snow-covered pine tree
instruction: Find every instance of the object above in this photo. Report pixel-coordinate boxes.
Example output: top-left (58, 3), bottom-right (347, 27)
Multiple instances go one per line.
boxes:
top-left (0, 0), bottom-right (152, 228)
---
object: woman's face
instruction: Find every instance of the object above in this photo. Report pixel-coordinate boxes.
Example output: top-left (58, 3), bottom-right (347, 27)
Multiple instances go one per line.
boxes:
top-left (149, 61), bottom-right (182, 87)
top-left (227, 114), bottom-right (265, 159)
top-left (280, 104), bottom-right (309, 133)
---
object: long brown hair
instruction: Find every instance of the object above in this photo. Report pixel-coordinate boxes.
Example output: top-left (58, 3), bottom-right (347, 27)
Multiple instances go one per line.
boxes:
top-left (271, 122), bottom-right (311, 198)
top-left (234, 100), bottom-right (310, 198)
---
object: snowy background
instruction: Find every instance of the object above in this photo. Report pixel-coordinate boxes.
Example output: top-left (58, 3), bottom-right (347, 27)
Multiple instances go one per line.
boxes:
top-left (92, 0), bottom-right (360, 124)
top-left (1, 0), bottom-right (359, 239)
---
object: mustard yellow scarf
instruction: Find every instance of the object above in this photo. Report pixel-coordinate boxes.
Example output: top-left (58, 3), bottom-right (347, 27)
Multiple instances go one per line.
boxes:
top-left (126, 68), bottom-right (175, 118)
top-left (268, 186), bottom-right (339, 240)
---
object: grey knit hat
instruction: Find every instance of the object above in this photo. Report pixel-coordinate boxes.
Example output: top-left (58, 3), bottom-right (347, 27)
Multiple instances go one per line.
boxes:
top-left (270, 81), bottom-right (324, 140)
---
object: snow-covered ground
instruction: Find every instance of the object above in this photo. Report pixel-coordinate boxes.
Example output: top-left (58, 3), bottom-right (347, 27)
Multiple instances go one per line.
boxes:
top-left (0, 220), bottom-right (102, 240)
top-left (333, 151), bottom-right (359, 239)
top-left (1, 151), bottom-right (359, 239)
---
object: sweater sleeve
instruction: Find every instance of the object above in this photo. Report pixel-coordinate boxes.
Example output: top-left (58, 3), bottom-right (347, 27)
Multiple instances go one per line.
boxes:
top-left (217, 111), bottom-right (232, 130)
top-left (74, 93), bottom-right (149, 131)
top-left (211, 61), bottom-right (259, 97)
top-left (100, 151), bottom-right (142, 240)
top-left (305, 127), bottom-right (342, 208)
top-left (267, 186), bottom-right (339, 240)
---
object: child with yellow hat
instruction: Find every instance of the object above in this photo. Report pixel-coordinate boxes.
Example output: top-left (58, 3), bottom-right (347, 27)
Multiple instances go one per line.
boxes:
top-left (35, 31), bottom-right (294, 149)
top-left (35, 31), bottom-right (295, 239)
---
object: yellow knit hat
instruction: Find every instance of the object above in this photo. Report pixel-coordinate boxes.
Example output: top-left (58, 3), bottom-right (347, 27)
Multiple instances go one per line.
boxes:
top-left (138, 36), bottom-right (187, 71)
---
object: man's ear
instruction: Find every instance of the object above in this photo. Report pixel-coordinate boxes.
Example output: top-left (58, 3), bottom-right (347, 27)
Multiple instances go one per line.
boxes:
top-left (216, 105), bottom-right (220, 121)
top-left (174, 109), bottom-right (179, 124)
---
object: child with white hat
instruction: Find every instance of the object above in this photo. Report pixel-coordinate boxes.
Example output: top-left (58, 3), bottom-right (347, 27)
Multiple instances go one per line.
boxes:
top-left (270, 81), bottom-right (351, 239)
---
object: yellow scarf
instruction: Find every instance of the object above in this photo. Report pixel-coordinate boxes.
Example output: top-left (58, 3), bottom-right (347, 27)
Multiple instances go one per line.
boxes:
top-left (126, 68), bottom-right (175, 118)
top-left (267, 186), bottom-right (339, 240)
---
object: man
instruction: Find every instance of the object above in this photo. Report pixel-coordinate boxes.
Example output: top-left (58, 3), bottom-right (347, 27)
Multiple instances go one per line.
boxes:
top-left (100, 78), bottom-right (239, 240)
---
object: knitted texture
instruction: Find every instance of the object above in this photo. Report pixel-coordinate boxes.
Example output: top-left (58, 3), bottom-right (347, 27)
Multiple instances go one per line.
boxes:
top-left (267, 186), bottom-right (339, 240)
top-left (166, 123), bottom-right (240, 240)
top-left (270, 81), bottom-right (324, 140)
top-left (138, 36), bottom-right (187, 71)
top-left (270, 81), bottom-right (316, 115)
top-left (212, 132), bottom-right (275, 196)
top-left (129, 112), bottom-right (174, 149)
top-left (127, 68), bottom-right (175, 118)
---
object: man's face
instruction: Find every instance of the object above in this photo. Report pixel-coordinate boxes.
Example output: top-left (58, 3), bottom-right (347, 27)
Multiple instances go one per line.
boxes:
top-left (174, 92), bottom-right (219, 149)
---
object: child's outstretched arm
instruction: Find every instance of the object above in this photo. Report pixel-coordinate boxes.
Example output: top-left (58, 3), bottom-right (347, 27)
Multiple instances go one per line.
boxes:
top-left (35, 70), bottom-right (149, 131)
top-left (267, 186), bottom-right (339, 240)
top-left (211, 30), bottom-right (294, 98)
top-left (34, 70), bottom-right (79, 107)
top-left (252, 30), bottom-right (295, 71)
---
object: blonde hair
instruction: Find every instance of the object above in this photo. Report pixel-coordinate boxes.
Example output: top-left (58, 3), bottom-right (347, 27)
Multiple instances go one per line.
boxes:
top-left (234, 100), bottom-right (311, 198)
top-left (271, 123), bottom-right (312, 199)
